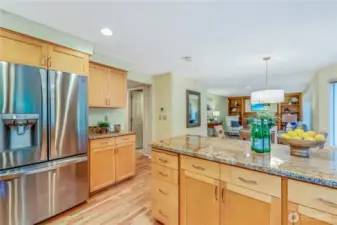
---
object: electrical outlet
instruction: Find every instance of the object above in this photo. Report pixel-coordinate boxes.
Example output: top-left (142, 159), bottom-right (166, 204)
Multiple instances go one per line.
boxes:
top-left (104, 116), bottom-right (108, 122)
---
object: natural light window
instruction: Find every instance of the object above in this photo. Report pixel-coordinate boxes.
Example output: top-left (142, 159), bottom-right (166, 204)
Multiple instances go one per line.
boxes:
top-left (331, 82), bottom-right (337, 146)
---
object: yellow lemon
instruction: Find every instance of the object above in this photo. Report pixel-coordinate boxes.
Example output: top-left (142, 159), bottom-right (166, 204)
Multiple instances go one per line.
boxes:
top-left (291, 136), bottom-right (302, 140)
top-left (287, 131), bottom-right (297, 137)
top-left (280, 134), bottom-right (290, 139)
top-left (315, 134), bottom-right (325, 141)
top-left (298, 132), bottom-right (309, 139)
top-left (306, 131), bottom-right (316, 137)
top-left (304, 137), bottom-right (315, 141)
top-left (294, 129), bottom-right (305, 135)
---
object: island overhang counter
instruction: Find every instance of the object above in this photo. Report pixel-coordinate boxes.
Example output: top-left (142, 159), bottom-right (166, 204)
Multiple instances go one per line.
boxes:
top-left (151, 135), bottom-right (337, 225)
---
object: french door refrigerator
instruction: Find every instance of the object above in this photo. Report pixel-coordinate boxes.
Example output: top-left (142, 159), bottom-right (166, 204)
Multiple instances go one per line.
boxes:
top-left (0, 61), bottom-right (89, 225)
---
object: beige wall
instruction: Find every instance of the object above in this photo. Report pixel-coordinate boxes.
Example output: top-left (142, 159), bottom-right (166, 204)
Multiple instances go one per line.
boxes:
top-left (171, 75), bottom-right (207, 137)
top-left (153, 73), bottom-right (173, 141)
top-left (207, 93), bottom-right (228, 123)
top-left (304, 64), bottom-right (337, 136)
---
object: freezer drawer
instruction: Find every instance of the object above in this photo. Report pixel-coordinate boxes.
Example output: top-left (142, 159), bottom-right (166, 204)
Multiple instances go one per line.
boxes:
top-left (0, 156), bottom-right (88, 225)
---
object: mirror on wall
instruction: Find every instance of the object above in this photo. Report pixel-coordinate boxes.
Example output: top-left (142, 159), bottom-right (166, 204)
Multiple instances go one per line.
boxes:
top-left (186, 90), bottom-right (201, 128)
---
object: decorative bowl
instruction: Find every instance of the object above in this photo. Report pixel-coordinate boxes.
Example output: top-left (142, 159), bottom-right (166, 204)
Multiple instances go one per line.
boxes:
top-left (279, 137), bottom-right (326, 158)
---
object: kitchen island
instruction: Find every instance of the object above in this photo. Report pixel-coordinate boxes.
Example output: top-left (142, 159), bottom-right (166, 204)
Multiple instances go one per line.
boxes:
top-left (151, 135), bottom-right (337, 225)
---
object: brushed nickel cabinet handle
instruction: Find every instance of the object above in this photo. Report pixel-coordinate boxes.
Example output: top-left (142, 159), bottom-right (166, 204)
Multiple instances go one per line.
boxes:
top-left (317, 198), bottom-right (337, 207)
top-left (41, 56), bottom-right (47, 66)
top-left (159, 210), bottom-right (168, 218)
top-left (159, 171), bottom-right (168, 177)
top-left (100, 142), bottom-right (108, 145)
top-left (48, 57), bottom-right (51, 67)
top-left (159, 158), bottom-right (168, 163)
top-left (238, 177), bottom-right (257, 184)
top-left (116, 148), bottom-right (118, 154)
top-left (159, 189), bottom-right (168, 195)
top-left (192, 164), bottom-right (205, 171)
top-left (215, 186), bottom-right (218, 200)
top-left (221, 187), bottom-right (225, 203)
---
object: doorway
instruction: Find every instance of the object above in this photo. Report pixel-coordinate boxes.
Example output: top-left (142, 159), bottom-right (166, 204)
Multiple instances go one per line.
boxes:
top-left (130, 90), bottom-right (144, 149)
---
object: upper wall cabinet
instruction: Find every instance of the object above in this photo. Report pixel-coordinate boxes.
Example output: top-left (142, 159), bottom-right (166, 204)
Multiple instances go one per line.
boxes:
top-left (0, 28), bottom-right (48, 68)
top-left (89, 62), bottom-right (127, 108)
top-left (0, 28), bottom-right (89, 76)
top-left (47, 44), bottom-right (89, 75)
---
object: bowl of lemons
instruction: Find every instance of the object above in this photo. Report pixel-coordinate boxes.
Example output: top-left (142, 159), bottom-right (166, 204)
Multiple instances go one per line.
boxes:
top-left (279, 129), bottom-right (326, 157)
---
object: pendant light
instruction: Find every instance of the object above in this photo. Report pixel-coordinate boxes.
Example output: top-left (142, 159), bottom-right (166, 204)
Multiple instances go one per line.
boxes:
top-left (250, 57), bottom-right (284, 104)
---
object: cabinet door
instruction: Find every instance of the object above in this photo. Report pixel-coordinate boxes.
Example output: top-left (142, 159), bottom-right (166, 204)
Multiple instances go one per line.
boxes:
top-left (48, 44), bottom-right (89, 75)
top-left (107, 68), bottom-right (127, 108)
top-left (115, 142), bottom-right (136, 182)
top-left (89, 146), bottom-right (116, 192)
top-left (0, 28), bottom-right (47, 68)
top-left (223, 183), bottom-right (280, 225)
top-left (180, 170), bottom-right (220, 225)
top-left (288, 202), bottom-right (337, 225)
top-left (88, 63), bottom-right (108, 107)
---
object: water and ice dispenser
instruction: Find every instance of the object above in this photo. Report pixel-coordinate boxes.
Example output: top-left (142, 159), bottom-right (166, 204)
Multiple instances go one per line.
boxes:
top-left (0, 114), bottom-right (39, 150)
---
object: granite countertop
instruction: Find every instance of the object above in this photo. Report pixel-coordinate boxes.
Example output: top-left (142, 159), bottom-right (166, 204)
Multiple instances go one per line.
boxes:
top-left (152, 135), bottom-right (337, 188)
top-left (88, 132), bottom-right (135, 140)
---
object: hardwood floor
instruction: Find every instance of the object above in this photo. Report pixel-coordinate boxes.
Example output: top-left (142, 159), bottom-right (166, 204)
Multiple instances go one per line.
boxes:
top-left (40, 154), bottom-right (159, 225)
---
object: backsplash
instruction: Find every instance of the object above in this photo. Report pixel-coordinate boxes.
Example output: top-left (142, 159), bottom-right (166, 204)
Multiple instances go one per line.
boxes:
top-left (88, 108), bottom-right (126, 131)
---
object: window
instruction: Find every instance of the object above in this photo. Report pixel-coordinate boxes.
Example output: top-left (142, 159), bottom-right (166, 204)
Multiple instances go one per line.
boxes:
top-left (331, 83), bottom-right (337, 146)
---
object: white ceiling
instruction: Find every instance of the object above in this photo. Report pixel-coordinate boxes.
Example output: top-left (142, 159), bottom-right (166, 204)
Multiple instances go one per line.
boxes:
top-left (1, 0), bottom-right (337, 96)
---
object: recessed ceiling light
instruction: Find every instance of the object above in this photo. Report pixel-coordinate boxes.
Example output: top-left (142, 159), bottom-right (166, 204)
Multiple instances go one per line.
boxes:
top-left (182, 56), bottom-right (192, 62)
top-left (101, 28), bottom-right (113, 36)
top-left (246, 86), bottom-right (251, 89)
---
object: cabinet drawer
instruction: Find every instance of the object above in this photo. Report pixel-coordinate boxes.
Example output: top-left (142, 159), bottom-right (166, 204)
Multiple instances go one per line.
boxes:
top-left (115, 135), bottom-right (135, 145)
top-left (152, 150), bottom-right (178, 170)
top-left (221, 165), bottom-right (281, 198)
top-left (152, 178), bottom-right (178, 225)
top-left (181, 155), bottom-right (220, 179)
top-left (90, 138), bottom-right (115, 149)
top-left (152, 163), bottom-right (178, 185)
top-left (289, 180), bottom-right (337, 215)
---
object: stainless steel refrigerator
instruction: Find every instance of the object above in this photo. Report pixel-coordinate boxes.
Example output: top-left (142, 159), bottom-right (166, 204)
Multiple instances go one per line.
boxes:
top-left (0, 61), bottom-right (89, 225)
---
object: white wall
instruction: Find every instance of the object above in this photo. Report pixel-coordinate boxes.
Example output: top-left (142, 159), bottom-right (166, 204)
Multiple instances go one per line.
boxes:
top-left (89, 108), bottom-right (127, 130)
top-left (207, 93), bottom-right (228, 123)
top-left (171, 76), bottom-right (207, 137)
top-left (0, 9), bottom-right (93, 54)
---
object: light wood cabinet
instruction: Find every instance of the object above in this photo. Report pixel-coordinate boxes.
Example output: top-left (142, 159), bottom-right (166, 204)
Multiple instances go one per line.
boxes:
top-left (107, 69), bottom-right (127, 108)
top-left (0, 28), bottom-right (48, 68)
top-left (223, 182), bottom-right (281, 225)
top-left (88, 62), bottom-right (127, 108)
top-left (288, 202), bottom-right (337, 225)
top-left (89, 146), bottom-right (116, 192)
top-left (0, 28), bottom-right (89, 75)
top-left (152, 150), bottom-right (179, 225)
top-left (180, 170), bottom-right (220, 225)
top-left (89, 135), bottom-right (136, 193)
top-left (47, 44), bottom-right (89, 75)
top-left (115, 142), bottom-right (136, 182)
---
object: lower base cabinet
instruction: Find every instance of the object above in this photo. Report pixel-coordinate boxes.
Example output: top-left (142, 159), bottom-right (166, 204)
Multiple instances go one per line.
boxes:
top-left (89, 135), bottom-right (136, 193)
top-left (180, 170), bottom-right (220, 225)
top-left (223, 183), bottom-right (281, 225)
top-left (90, 146), bottom-right (116, 192)
top-left (288, 202), bottom-right (337, 225)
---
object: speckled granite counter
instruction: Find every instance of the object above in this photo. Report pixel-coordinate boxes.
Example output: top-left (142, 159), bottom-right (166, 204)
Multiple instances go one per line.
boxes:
top-left (88, 132), bottom-right (135, 140)
top-left (152, 135), bottom-right (337, 188)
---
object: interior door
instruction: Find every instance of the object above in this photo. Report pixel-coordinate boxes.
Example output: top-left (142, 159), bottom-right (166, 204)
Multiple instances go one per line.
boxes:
top-left (115, 142), bottom-right (136, 181)
top-left (49, 70), bottom-right (88, 160)
top-left (131, 90), bottom-right (144, 149)
top-left (180, 170), bottom-right (220, 225)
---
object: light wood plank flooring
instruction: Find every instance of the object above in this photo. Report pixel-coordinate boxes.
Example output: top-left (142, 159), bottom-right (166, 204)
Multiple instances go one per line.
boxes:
top-left (40, 154), bottom-right (159, 225)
